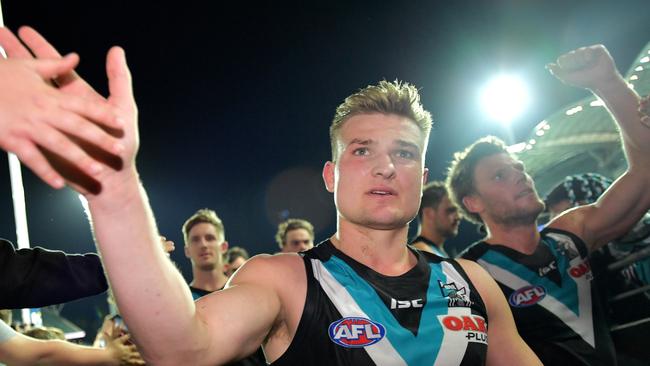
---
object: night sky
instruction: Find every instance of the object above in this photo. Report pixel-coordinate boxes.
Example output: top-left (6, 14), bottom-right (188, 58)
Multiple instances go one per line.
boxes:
top-left (1, 0), bottom-right (650, 336)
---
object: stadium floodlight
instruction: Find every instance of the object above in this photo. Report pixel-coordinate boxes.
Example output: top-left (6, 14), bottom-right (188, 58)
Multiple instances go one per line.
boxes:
top-left (479, 74), bottom-right (530, 125)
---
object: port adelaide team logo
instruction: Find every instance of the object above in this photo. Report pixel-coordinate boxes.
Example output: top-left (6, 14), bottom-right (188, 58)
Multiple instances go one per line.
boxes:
top-left (328, 317), bottom-right (386, 348)
top-left (509, 285), bottom-right (546, 307)
top-left (438, 280), bottom-right (473, 307)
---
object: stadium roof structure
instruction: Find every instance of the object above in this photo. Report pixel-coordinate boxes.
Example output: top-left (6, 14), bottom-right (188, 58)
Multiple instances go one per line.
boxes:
top-left (514, 42), bottom-right (650, 198)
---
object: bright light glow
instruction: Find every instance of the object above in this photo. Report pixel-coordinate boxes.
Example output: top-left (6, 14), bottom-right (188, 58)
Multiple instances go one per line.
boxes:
top-left (565, 106), bottom-right (583, 116)
top-left (479, 74), bottom-right (530, 125)
top-left (630, 75), bottom-right (639, 80)
top-left (543, 124), bottom-right (550, 130)
top-left (635, 66), bottom-right (644, 71)
top-left (507, 142), bottom-right (527, 153)
top-left (525, 144), bottom-right (533, 150)
top-left (590, 100), bottom-right (604, 107)
top-left (529, 139), bottom-right (536, 145)
top-left (641, 56), bottom-right (650, 63)
top-left (536, 130), bottom-right (545, 136)
top-left (534, 120), bottom-right (548, 130)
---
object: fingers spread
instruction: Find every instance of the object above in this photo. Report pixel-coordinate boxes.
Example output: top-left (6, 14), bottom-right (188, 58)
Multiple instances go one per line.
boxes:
top-left (3, 140), bottom-right (64, 189)
top-left (59, 92), bottom-right (126, 131)
top-left (0, 27), bottom-right (32, 58)
top-left (107, 47), bottom-right (135, 109)
top-left (31, 53), bottom-right (79, 79)
top-left (29, 121), bottom-right (105, 177)
top-left (18, 26), bottom-right (64, 58)
top-left (19, 26), bottom-right (84, 87)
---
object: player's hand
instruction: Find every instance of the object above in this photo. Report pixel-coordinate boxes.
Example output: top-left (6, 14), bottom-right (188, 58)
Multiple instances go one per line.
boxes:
top-left (546, 44), bottom-right (621, 90)
top-left (104, 330), bottom-right (145, 366)
top-left (0, 30), bottom-right (125, 190)
top-left (0, 26), bottom-right (138, 195)
top-left (160, 236), bottom-right (175, 255)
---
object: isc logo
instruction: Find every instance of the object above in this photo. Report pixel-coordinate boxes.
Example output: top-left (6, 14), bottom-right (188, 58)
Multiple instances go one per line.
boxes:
top-left (508, 285), bottom-right (546, 307)
top-left (328, 317), bottom-right (386, 348)
top-left (390, 298), bottom-right (424, 309)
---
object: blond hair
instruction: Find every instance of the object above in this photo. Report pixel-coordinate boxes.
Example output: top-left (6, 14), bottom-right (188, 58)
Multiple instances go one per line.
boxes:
top-left (275, 218), bottom-right (314, 249)
top-left (329, 80), bottom-right (432, 161)
top-left (182, 208), bottom-right (225, 244)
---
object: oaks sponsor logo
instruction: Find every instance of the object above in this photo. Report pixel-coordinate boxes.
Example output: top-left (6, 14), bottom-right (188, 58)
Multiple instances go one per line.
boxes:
top-left (508, 285), bottom-right (546, 307)
top-left (328, 317), bottom-right (386, 348)
top-left (441, 315), bottom-right (488, 344)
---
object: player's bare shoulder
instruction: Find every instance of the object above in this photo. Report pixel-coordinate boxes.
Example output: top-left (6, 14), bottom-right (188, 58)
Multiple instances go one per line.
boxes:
top-left (546, 205), bottom-right (591, 243)
top-left (455, 258), bottom-right (500, 308)
top-left (227, 252), bottom-right (306, 290)
top-left (228, 253), bottom-right (308, 323)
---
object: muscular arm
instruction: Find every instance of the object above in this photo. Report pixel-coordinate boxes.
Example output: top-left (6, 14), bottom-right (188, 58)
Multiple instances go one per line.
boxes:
top-left (0, 239), bottom-right (108, 308)
top-left (0, 26), bottom-right (289, 366)
top-left (457, 259), bottom-right (542, 366)
top-left (90, 180), bottom-right (284, 365)
top-left (548, 45), bottom-right (650, 250)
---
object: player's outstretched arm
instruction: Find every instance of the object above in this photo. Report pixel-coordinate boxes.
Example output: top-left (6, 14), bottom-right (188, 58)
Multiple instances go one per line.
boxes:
top-left (0, 320), bottom-right (142, 366)
top-left (548, 45), bottom-right (650, 250)
top-left (5, 26), bottom-right (289, 366)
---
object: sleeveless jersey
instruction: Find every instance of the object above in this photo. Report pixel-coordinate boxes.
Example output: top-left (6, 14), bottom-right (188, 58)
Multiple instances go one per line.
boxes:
top-left (461, 228), bottom-right (616, 366)
top-left (272, 240), bottom-right (488, 366)
top-left (411, 235), bottom-right (448, 258)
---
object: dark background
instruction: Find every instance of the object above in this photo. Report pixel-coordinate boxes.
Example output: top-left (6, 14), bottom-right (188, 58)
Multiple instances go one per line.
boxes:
top-left (1, 0), bottom-right (649, 340)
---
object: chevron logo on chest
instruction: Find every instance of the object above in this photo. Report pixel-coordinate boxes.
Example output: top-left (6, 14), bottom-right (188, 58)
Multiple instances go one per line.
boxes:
top-left (477, 233), bottom-right (595, 347)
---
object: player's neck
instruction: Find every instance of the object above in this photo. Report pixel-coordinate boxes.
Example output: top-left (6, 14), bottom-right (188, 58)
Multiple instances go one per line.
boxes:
top-left (484, 221), bottom-right (540, 255)
top-left (419, 225), bottom-right (446, 248)
top-left (191, 267), bottom-right (228, 291)
top-left (331, 218), bottom-right (416, 276)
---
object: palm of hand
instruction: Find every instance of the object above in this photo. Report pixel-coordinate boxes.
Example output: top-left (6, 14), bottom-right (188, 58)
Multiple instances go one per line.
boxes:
top-left (5, 26), bottom-right (140, 194)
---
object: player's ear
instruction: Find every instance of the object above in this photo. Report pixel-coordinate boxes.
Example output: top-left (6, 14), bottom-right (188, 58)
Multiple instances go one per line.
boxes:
top-left (462, 194), bottom-right (483, 215)
top-left (323, 161), bottom-right (336, 193)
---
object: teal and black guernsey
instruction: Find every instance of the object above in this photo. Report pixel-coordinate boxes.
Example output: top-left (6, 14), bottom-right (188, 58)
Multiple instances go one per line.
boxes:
top-left (461, 228), bottom-right (616, 366)
top-left (272, 240), bottom-right (488, 366)
top-left (410, 235), bottom-right (448, 258)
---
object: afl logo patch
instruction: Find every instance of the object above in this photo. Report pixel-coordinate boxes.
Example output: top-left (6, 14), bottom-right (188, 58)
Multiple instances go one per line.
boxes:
top-left (328, 317), bottom-right (386, 348)
top-left (509, 285), bottom-right (546, 307)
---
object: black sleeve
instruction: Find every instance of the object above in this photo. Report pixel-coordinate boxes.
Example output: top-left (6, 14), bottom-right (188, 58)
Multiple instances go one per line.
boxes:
top-left (0, 238), bottom-right (108, 309)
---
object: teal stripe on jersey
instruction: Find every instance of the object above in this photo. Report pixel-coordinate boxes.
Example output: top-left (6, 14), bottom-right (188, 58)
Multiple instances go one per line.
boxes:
top-left (480, 244), bottom-right (579, 316)
top-left (322, 256), bottom-right (449, 366)
top-left (430, 245), bottom-right (447, 258)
